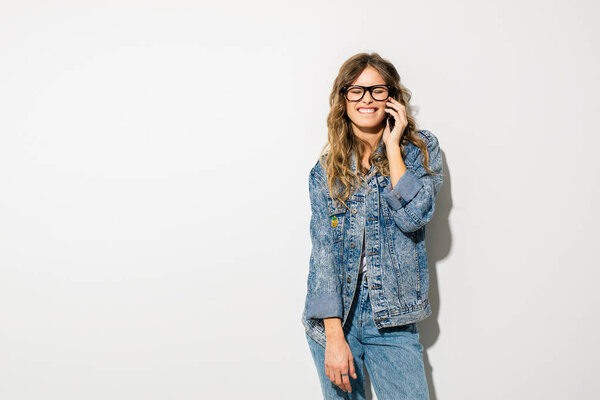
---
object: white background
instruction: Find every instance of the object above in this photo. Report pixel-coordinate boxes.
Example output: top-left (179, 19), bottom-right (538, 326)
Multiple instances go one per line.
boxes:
top-left (1, 1), bottom-right (598, 399)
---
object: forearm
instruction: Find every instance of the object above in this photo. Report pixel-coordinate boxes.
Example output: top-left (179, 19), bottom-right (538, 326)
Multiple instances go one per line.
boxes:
top-left (386, 143), bottom-right (407, 188)
top-left (323, 317), bottom-right (345, 341)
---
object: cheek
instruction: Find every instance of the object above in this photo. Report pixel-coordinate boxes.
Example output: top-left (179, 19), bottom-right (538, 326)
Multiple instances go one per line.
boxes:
top-left (346, 108), bottom-right (357, 120)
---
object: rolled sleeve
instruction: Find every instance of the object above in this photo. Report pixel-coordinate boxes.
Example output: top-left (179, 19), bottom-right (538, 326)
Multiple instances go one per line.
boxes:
top-left (382, 169), bottom-right (424, 210)
top-left (305, 292), bottom-right (343, 319)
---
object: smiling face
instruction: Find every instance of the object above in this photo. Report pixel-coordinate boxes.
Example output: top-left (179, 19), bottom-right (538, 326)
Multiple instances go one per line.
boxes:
top-left (344, 66), bottom-right (389, 134)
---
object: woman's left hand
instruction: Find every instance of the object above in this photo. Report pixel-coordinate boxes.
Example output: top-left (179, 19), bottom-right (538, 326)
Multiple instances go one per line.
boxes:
top-left (382, 97), bottom-right (408, 148)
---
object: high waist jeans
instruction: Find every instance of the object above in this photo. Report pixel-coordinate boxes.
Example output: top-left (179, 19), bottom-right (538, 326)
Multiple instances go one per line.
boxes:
top-left (305, 272), bottom-right (429, 399)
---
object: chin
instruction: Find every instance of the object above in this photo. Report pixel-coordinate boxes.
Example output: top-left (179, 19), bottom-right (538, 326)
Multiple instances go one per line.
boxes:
top-left (362, 121), bottom-right (384, 129)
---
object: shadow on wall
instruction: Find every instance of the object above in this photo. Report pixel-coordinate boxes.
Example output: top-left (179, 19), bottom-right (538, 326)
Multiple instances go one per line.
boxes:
top-left (420, 150), bottom-right (453, 400)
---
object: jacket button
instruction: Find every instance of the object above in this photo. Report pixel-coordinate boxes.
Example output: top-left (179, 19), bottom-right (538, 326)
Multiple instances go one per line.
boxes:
top-left (347, 277), bottom-right (351, 283)
top-left (350, 243), bottom-right (355, 248)
top-left (351, 209), bottom-right (357, 214)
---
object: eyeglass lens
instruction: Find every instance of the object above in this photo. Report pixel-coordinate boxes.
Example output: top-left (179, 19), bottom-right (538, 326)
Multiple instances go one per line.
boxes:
top-left (346, 86), bottom-right (389, 101)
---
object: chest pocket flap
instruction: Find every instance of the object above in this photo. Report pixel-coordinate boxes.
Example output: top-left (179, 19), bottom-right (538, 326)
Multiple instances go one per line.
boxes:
top-left (327, 200), bottom-right (346, 243)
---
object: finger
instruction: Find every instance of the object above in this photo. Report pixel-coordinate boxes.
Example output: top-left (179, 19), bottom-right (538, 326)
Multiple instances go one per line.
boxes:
top-left (388, 96), bottom-right (405, 107)
top-left (333, 369), bottom-right (342, 387)
top-left (385, 107), bottom-right (395, 117)
top-left (385, 109), bottom-right (408, 136)
top-left (385, 107), bottom-right (399, 120)
top-left (386, 98), bottom-right (399, 110)
top-left (386, 108), bottom-right (406, 125)
top-left (386, 103), bottom-right (406, 117)
top-left (386, 97), bottom-right (404, 108)
top-left (386, 101), bottom-right (406, 117)
top-left (341, 370), bottom-right (352, 392)
top-left (349, 355), bottom-right (357, 379)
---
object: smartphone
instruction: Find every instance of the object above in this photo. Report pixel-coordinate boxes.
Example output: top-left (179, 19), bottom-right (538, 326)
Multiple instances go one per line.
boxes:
top-left (387, 112), bottom-right (395, 131)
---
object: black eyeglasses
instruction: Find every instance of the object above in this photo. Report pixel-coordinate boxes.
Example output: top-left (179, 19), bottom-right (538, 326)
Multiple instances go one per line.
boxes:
top-left (340, 85), bottom-right (396, 102)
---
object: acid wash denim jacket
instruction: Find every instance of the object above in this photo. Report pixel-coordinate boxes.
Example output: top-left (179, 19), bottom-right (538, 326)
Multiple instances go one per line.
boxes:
top-left (301, 129), bottom-right (444, 348)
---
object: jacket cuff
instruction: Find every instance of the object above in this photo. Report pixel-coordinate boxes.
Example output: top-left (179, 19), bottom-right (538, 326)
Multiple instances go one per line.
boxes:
top-left (305, 292), bottom-right (343, 319)
top-left (382, 169), bottom-right (424, 210)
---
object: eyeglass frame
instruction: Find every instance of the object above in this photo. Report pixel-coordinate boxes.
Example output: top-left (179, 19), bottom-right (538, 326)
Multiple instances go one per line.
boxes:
top-left (340, 84), bottom-right (397, 102)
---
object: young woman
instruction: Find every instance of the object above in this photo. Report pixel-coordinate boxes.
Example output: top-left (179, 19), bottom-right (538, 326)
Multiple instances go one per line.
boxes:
top-left (301, 52), bottom-right (444, 399)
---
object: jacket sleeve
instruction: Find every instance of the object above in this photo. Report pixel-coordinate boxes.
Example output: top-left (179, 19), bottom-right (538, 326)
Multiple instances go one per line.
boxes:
top-left (381, 131), bottom-right (444, 233)
top-left (304, 168), bottom-right (343, 320)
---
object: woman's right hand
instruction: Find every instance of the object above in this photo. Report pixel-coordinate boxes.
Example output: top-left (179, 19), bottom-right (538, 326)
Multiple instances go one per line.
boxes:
top-left (324, 336), bottom-right (358, 393)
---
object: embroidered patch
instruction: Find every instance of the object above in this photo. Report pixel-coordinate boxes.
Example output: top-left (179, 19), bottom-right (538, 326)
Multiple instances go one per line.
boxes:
top-left (330, 215), bottom-right (338, 228)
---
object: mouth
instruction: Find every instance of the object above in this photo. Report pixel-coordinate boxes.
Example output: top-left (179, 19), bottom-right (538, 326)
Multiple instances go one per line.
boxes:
top-left (357, 107), bottom-right (378, 115)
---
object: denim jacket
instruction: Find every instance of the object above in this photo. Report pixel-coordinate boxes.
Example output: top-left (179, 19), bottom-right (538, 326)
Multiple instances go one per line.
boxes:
top-left (301, 129), bottom-right (444, 348)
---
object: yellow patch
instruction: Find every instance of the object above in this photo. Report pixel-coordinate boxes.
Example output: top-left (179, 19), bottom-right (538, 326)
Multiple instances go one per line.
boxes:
top-left (330, 215), bottom-right (338, 228)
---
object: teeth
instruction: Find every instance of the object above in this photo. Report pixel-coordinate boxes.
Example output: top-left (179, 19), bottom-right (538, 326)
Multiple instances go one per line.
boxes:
top-left (358, 109), bottom-right (375, 113)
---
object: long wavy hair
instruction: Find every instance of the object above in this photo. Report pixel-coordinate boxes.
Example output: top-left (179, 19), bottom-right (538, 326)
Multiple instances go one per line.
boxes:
top-left (318, 52), bottom-right (436, 211)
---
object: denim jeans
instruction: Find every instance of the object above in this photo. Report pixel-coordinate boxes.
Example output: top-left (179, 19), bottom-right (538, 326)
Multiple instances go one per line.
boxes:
top-left (305, 272), bottom-right (429, 399)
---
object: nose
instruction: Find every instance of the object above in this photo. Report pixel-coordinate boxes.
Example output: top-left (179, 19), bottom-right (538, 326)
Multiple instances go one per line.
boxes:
top-left (362, 90), bottom-right (375, 102)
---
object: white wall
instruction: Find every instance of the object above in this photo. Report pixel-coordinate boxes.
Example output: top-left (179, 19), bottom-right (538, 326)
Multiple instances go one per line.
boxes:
top-left (1, 1), bottom-right (598, 399)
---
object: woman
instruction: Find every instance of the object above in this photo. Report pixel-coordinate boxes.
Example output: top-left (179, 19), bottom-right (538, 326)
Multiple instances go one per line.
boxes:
top-left (301, 52), bottom-right (443, 399)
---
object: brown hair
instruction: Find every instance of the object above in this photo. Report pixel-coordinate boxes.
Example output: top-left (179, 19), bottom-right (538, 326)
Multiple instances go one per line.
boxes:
top-left (318, 52), bottom-right (437, 211)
